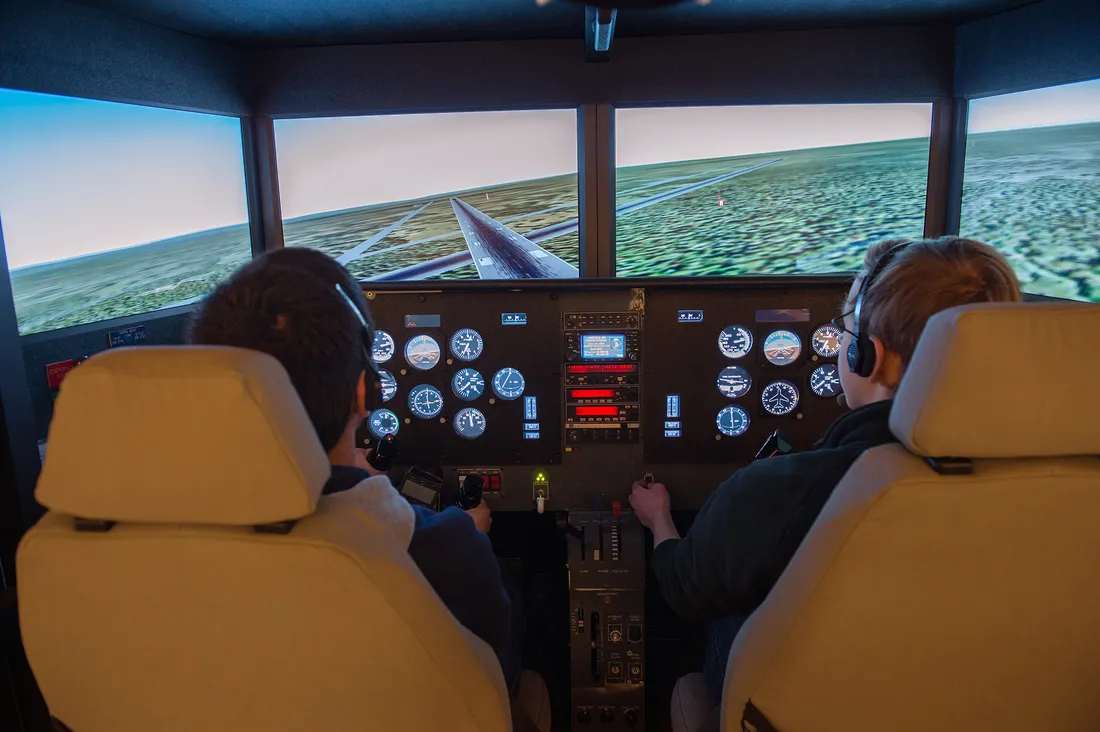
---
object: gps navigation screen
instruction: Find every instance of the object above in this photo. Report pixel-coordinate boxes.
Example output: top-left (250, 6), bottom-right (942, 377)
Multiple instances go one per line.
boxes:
top-left (615, 104), bottom-right (932, 277)
top-left (581, 334), bottom-right (626, 360)
top-left (274, 109), bottom-right (580, 282)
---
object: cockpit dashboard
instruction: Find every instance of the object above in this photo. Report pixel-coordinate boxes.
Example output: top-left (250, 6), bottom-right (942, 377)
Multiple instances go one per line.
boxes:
top-left (357, 277), bottom-right (851, 512)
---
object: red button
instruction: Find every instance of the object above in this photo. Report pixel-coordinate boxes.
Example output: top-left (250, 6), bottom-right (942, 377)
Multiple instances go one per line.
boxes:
top-left (612, 501), bottom-right (622, 519)
top-left (490, 476), bottom-right (501, 490)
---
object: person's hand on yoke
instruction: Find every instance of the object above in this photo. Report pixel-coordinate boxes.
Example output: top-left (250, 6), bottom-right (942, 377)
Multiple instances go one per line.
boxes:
top-left (465, 500), bottom-right (493, 534)
top-left (629, 480), bottom-right (680, 546)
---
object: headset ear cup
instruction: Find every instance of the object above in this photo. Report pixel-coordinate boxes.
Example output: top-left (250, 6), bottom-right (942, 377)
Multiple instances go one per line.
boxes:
top-left (857, 335), bottom-right (877, 378)
top-left (847, 338), bottom-right (862, 375)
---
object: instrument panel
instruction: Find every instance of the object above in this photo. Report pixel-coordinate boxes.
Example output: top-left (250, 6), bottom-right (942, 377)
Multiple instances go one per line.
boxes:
top-left (358, 279), bottom-right (850, 510)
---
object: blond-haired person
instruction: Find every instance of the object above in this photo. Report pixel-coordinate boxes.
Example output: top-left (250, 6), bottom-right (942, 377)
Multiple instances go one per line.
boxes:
top-left (629, 237), bottom-right (1022, 705)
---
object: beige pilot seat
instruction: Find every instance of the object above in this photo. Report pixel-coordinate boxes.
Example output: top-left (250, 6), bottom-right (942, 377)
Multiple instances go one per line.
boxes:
top-left (672, 301), bottom-right (1100, 732)
top-left (17, 346), bottom-right (546, 732)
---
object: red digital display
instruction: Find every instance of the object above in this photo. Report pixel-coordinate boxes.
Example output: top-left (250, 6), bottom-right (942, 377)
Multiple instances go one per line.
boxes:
top-left (571, 389), bottom-right (615, 398)
top-left (567, 364), bottom-right (635, 374)
top-left (575, 406), bottom-right (620, 417)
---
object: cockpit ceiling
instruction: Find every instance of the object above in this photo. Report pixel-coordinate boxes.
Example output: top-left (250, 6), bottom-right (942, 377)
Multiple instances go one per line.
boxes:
top-left (68, 0), bottom-right (1037, 48)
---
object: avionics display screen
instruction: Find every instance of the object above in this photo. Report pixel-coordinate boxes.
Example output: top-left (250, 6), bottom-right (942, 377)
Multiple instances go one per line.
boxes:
top-left (961, 78), bottom-right (1100, 302)
top-left (0, 89), bottom-right (251, 335)
top-left (274, 110), bottom-right (580, 282)
top-left (581, 333), bottom-right (626, 359)
top-left (615, 104), bottom-right (933, 277)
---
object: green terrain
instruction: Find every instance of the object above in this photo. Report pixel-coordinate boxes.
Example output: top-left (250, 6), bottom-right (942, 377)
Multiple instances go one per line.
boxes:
top-left (615, 137), bottom-right (931, 277)
top-left (961, 122), bottom-right (1100, 302)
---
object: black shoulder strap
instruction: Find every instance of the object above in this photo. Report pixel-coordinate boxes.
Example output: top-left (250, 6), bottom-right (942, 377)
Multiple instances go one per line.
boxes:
top-left (742, 700), bottom-right (780, 732)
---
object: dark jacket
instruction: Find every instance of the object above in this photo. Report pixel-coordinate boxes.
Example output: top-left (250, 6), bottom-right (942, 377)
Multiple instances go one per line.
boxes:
top-left (649, 400), bottom-right (898, 701)
top-left (324, 466), bottom-right (513, 684)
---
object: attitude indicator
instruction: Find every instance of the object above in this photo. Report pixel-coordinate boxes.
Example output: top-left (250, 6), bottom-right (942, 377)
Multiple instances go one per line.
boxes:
top-left (404, 334), bottom-right (441, 370)
top-left (763, 330), bottom-right (802, 366)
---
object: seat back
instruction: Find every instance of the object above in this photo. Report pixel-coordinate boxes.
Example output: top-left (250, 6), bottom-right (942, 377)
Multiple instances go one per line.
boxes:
top-left (723, 302), bottom-right (1100, 732)
top-left (18, 347), bottom-right (510, 732)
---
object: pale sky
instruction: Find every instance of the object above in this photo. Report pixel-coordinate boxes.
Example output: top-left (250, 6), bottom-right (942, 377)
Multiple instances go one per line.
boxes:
top-left (968, 77), bottom-right (1100, 133)
top-left (0, 88), bottom-right (249, 270)
top-left (274, 109), bottom-right (578, 220)
top-left (616, 103), bottom-right (934, 168)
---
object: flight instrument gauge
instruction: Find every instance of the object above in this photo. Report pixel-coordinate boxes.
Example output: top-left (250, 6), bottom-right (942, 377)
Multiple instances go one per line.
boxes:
top-left (379, 369), bottom-right (397, 403)
top-left (404, 334), bottom-right (441, 370)
top-left (452, 368), bottom-right (485, 401)
top-left (762, 380), bottom-right (800, 416)
top-left (408, 384), bottom-right (444, 418)
top-left (718, 326), bottom-right (753, 359)
top-left (492, 368), bottom-right (526, 400)
top-left (368, 409), bottom-right (400, 438)
top-left (763, 330), bottom-right (802, 366)
top-left (449, 328), bottom-right (484, 361)
top-left (372, 330), bottom-right (395, 363)
top-left (717, 366), bottom-right (752, 399)
top-left (810, 364), bottom-right (842, 398)
top-left (717, 405), bottom-right (751, 437)
top-left (812, 324), bottom-right (843, 358)
top-left (453, 408), bottom-right (487, 440)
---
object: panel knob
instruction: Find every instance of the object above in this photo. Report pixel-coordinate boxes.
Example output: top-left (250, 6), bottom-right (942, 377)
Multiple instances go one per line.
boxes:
top-left (624, 709), bottom-right (639, 726)
top-left (576, 709), bottom-right (591, 725)
top-left (600, 708), bottom-right (614, 724)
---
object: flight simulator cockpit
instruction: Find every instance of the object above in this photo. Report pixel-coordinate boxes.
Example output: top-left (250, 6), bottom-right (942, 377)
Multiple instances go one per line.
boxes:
top-left (1, 0), bottom-right (1099, 729)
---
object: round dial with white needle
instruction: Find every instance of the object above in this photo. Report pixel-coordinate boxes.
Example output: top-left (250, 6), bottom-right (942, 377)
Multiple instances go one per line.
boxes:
top-left (372, 330), bottom-right (395, 363)
top-left (810, 364), bottom-right (842, 398)
top-left (491, 368), bottom-right (526, 400)
top-left (379, 369), bottom-right (397, 402)
top-left (408, 384), bottom-right (444, 418)
top-left (449, 328), bottom-right (484, 361)
top-left (453, 408), bottom-right (487, 440)
top-left (718, 326), bottom-right (753, 359)
top-left (762, 380), bottom-right (800, 416)
top-left (717, 366), bottom-right (752, 399)
top-left (812, 324), bottom-right (843, 358)
top-left (717, 405), bottom-right (751, 437)
top-left (451, 368), bottom-right (485, 401)
top-left (368, 409), bottom-right (400, 438)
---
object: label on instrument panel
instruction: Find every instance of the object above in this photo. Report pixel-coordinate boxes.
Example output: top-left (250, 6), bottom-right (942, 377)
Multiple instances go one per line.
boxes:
top-left (108, 324), bottom-right (147, 348)
top-left (45, 360), bottom-right (75, 389)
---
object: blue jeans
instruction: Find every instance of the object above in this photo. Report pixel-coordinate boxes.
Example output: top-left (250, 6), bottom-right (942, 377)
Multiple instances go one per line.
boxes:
top-left (704, 614), bottom-right (748, 705)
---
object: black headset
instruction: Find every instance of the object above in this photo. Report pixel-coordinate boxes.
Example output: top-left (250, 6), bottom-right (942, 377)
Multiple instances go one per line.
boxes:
top-left (847, 242), bottom-right (910, 378)
top-left (335, 283), bottom-right (382, 410)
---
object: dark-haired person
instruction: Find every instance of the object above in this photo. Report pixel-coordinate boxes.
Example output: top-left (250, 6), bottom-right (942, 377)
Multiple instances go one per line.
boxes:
top-left (187, 247), bottom-right (518, 689)
top-left (628, 237), bottom-right (1023, 704)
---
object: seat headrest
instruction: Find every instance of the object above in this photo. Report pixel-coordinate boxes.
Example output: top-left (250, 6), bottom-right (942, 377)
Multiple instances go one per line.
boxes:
top-left (891, 302), bottom-right (1100, 459)
top-left (37, 346), bottom-right (331, 525)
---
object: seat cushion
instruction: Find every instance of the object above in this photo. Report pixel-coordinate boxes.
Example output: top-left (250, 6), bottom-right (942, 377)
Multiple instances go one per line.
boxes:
top-left (672, 673), bottom-right (715, 732)
top-left (515, 670), bottom-right (552, 732)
